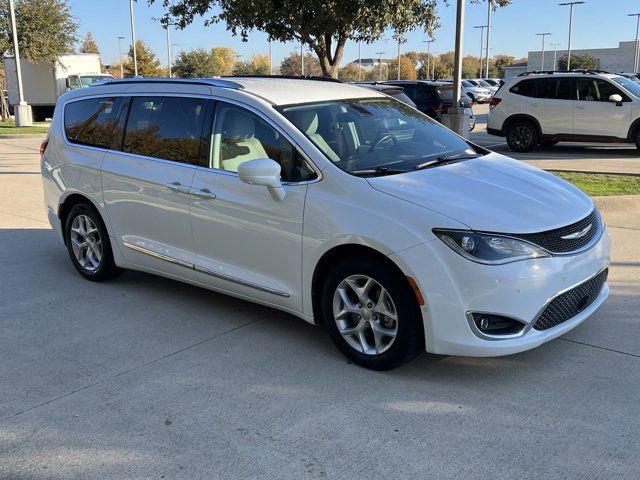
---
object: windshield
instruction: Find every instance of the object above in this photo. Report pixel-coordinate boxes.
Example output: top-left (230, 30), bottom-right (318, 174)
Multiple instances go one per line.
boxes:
top-left (477, 80), bottom-right (493, 87)
top-left (610, 75), bottom-right (640, 98)
top-left (80, 76), bottom-right (110, 87)
top-left (280, 97), bottom-right (482, 176)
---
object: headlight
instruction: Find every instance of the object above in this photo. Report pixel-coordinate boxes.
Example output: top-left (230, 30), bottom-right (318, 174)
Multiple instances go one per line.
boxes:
top-left (434, 229), bottom-right (550, 265)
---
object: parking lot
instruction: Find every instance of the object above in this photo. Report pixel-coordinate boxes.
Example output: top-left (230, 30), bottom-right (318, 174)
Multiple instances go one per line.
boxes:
top-left (1, 135), bottom-right (639, 479)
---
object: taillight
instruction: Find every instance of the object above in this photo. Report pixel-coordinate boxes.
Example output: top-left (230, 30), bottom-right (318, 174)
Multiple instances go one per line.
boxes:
top-left (489, 97), bottom-right (502, 108)
top-left (39, 139), bottom-right (48, 156)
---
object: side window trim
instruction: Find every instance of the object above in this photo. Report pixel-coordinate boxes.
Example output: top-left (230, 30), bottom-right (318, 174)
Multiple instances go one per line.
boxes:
top-left (111, 96), bottom-right (131, 151)
top-left (206, 100), bottom-right (320, 184)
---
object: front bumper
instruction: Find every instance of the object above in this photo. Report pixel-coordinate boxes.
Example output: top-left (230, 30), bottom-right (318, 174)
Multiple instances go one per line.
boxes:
top-left (389, 227), bottom-right (611, 357)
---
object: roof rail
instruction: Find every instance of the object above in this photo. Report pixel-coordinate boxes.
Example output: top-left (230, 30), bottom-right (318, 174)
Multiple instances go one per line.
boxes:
top-left (90, 77), bottom-right (244, 89)
top-left (224, 74), bottom-right (343, 83)
top-left (517, 69), bottom-right (611, 77)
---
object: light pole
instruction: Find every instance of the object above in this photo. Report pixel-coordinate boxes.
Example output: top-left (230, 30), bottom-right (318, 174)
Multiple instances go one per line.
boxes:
top-left (629, 13), bottom-right (640, 72)
top-left (536, 32), bottom-right (552, 69)
top-left (129, 0), bottom-right (138, 76)
top-left (559, 1), bottom-right (585, 71)
top-left (117, 36), bottom-right (125, 78)
top-left (165, 24), bottom-right (172, 78)
top-left (300, 41), bottom-right (304, 76)
top-left (375, 51), bottom-right (386, 81)
top-left (485, 0), bottom-right (492, 78)
top-left (269, 39), bottom-right (273, 75)
top-left (8, 0), bottom-right (31, 126)
top-left (422, 39), bottom-right (434, 79)
top-left (474, 26), bottom-right (487, 77)
top-left (358, 41), bottom-right (362, 81)
top-left (551, 42), bottom-right (560, 70)
top-left (397, 39), bottom-right (401, 80)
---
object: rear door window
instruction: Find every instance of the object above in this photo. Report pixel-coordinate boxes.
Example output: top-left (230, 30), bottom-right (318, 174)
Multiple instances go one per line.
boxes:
top-left (64, 97), bottom-right (121, 149)
top-left (123, 96), bottom-right (209, 164)
top-left (535, 78), bottom-right (573, 100)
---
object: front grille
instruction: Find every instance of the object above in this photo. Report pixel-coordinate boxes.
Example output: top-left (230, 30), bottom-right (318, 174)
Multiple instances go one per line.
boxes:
top-left (533, 269), bottom-right (608, 331)
top-left (512, 210), bottom-right (599, 254)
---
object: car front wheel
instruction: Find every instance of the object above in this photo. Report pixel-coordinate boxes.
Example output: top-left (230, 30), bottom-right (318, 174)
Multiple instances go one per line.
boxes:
top-left (321, 258), bottom-right (423, 370)
top-left (506, 121), bottom-right (539, 152)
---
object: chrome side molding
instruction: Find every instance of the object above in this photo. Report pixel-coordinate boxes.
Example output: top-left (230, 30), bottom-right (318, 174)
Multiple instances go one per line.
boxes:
top-left (122, 241), bottom-right (290, 298)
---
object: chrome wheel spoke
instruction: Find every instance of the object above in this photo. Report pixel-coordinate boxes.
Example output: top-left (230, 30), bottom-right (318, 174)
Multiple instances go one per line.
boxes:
top-left (70, 215), bottom-right (102, 272)
top-left (332, 274), bottom-right (399, 356)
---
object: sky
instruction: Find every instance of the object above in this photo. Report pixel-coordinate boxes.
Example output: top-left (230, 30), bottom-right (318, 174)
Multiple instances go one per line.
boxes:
top-left (70, 0), bottom-right (640, 67)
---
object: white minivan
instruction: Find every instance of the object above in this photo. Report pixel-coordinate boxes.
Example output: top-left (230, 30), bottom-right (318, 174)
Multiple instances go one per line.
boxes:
top-left (41, 77), bottom-right (610, 370)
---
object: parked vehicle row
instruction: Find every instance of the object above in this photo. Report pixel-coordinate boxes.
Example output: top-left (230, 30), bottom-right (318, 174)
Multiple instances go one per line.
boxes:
top-left (488, 70), bottom-right (640, 152)
top-left (42, 76), bottom-right (610, 369)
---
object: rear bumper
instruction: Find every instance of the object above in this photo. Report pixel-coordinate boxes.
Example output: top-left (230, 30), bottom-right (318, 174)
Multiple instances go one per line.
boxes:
top-left (389, 227), bottom-right (611, 357)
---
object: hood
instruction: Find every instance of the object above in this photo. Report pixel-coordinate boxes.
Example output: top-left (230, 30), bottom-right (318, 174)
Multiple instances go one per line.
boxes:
top-left (367, 153), bottom-right (594, 234)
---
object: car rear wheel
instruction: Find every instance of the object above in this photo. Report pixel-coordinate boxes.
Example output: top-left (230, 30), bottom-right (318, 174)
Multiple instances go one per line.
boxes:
top-left (321, 258), bottom-right (423, 370)
top-left (634, 129), bottom-right (640, 150)
top-left (506, 121), bottom-right (539, 152)
top-left (64, 203), bottom-right (123, 282)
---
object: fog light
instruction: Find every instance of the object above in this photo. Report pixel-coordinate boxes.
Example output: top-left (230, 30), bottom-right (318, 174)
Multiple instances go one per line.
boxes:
top-left (470, 313), bottom-right (525, 336)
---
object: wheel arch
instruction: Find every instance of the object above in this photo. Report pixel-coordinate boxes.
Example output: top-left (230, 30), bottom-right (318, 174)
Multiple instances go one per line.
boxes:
top-left (57, 193), bottom-right (105, 246)
top-left (502, 114), bottom-right (542, 136)
top-left (626, 117), bottom-right (640, 142)
top-left (310, 243), bottom-right (422, 327)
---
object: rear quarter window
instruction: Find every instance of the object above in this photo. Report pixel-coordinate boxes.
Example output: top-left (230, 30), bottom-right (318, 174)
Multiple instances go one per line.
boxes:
top-left (64, 97), bottom-right (121, 148)
top-left (509, 79), bottom-right (536, 97)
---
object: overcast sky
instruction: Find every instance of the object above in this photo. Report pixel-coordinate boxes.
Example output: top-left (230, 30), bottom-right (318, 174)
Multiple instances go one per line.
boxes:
top-left (71, 0), bottom-right (639, 66)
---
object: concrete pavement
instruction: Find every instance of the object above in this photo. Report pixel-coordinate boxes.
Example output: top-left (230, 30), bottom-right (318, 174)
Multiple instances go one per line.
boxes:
top-left (0, 136), bottom-right (639, 479)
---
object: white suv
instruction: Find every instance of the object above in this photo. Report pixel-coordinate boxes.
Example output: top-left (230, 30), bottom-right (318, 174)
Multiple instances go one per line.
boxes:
top-left (488, 71), bottom-right (640, 152)
top-left (41, 77), bottom-right (610, 370)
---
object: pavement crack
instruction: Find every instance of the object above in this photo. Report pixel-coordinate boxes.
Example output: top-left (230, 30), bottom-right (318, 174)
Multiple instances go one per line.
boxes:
top-left (558, 337), bottom-right (640, 359)
top-left (0, 316), bottom-right (266, 423)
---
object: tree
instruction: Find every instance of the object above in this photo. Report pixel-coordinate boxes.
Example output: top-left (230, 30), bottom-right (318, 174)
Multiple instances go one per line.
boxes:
top-left (391, 55), bottom-right (417, 80)
top-left (557, 53), bottom-right (598, 71)
top-left (338, 64), bottom-right (360, 82)
top-left (233, 54), bottom-right (270, 75)
top-left (433, 63), bottom-right (450, 80)
top-left (491, 54), bottom-right (515, 77)
top-left (123, 40), bottom-right (162, 77)
top-left (152, 0), bottom-right (511, 78)
top-left (279, 52), bottom-right (322, 77)
top-left (210, 46), bottom-right (237, 75)
top-left (461, 55), bottom-right (480, 78)
top-left (173, 48), bottom-right (216, 77)
top-left (80, 32), bottom-right (100, 55)
top-left (0, 0), bottom-right (77, 62)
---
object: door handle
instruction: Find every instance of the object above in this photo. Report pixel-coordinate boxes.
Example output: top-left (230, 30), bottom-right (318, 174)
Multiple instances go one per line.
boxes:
top-left (165, 181), bottom-right (190, 194)
top-left (529, 103), bottom-right (539, 107)
top-left (190, 187), bottom-right (217, 200)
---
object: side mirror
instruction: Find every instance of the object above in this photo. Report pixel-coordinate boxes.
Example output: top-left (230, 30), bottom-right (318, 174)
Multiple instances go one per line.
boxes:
top-left (609, 94), bottom-right (623, 106)
top-left (237, 158), bottom-right (286, 202)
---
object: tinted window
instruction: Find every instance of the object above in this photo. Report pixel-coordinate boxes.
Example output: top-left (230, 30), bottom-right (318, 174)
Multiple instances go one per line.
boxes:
top-left (413, 85), bottom-right (436, 102)
top-left (510, 79), bottom-right (536, 97)
top-left (611, 75), bottom-right (640, 97)
top-left (576, 78), bottom-right (627, 102)
top-left (211, 103), bottom-right (316, 183)
top-left (435, 86), bottom-right (453, 101)
top-left (64, 97), bottom-right (121, 149)
top-left (123, 96), bottom-right (208, 164)
top-left (535, 78), bottom-right (573, 100)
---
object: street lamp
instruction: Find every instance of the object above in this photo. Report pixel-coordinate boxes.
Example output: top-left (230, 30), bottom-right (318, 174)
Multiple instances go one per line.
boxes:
top-left (164, 23), bottom-right (173, 78)
top-left (422, 39), bottom-right (434, 80)
top-left (536, 32), bottom-right (552, 70)
top-left (358, 41), bottom-right (362, 81)
top-left (300, 41), bottom-right (304, 76)
top-left (551, 42), bottom-right (560, 70)
top-left (474, 26), bottom-right (487, 77)
top-left (559, 1), bottom-right (585, 71)
top-left (375, 51), bottom-right (386, 81)
top-left (269, 39), bottom-right (273, 75)
top-left (117, 36), bottom-right (125, 78)
top-left (129, 0), bottom-right (138, 76)
top-left (485, 0), bottom-right (492, 78)
top-left (628, 13), bottom-right (640, 72)
top-left (8, 0), bottom-right (31, 126)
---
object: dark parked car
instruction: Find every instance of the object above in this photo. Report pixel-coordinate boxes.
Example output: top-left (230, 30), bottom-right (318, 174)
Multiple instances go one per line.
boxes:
top-left (383, 80), bottom-right (476, 131)
top-left (353, 82), bottom-right (417, 107)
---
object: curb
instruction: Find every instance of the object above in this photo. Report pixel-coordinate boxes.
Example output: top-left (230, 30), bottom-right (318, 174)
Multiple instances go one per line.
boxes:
top-left (592, 194), bottom-right (640, 214)
top-left (0, 133), bottom-right (47, 139)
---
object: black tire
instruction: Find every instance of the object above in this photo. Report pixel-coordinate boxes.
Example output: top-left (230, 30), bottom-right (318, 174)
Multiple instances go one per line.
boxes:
top-left (506, 121), bottom-right (539, 152)
top-left (321, 257), bottom-right (424, 370)
top-left (540, 139), bottom-right (559, 147)
top-left (64, 203), bottom-right (123, 282)
top-left (635, 130), bottom-right (640, 150)
top-left (467, 93), bottom-right (476, 103)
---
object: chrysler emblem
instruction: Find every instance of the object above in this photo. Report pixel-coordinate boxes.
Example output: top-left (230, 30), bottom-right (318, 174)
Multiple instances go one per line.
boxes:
top-left (561, 223), bottom-right (592, 240)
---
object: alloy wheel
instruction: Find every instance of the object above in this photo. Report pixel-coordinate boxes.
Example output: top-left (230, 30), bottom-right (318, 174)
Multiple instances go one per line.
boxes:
top-left (332, 274), bottom-right (399, 355)
top-left (70, 214), bottom-right (102, 272)
top-left (511, 125), bottom-right (533, 149)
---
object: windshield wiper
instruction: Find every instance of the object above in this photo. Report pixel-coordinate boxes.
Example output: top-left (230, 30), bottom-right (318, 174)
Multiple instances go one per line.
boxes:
top-left (415, 152), bottom-right (482, 171)
top-left (350, 166), bottom-right (409, 177)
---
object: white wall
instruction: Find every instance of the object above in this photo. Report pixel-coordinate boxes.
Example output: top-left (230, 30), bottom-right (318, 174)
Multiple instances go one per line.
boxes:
top-left (527, 41), bottom-right (637, 73)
